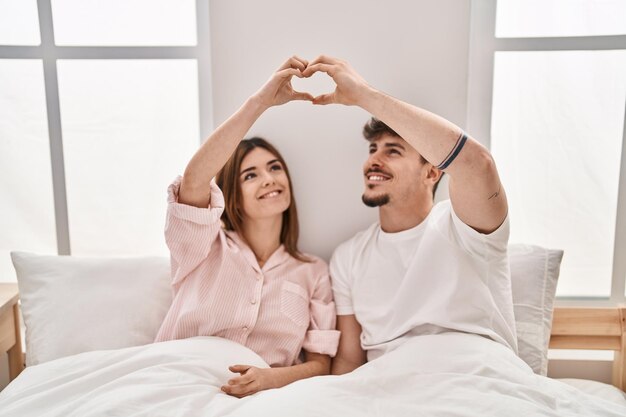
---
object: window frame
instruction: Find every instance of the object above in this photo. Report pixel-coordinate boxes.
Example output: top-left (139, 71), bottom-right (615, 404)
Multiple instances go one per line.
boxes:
top-left (0, 0), bottom-right (213, 257)
top-left (467, 0), bottom-right (626, 305)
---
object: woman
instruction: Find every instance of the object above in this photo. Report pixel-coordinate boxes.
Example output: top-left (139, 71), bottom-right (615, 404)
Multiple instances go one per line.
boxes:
top-left (154, 56), bottom-right (340, 398)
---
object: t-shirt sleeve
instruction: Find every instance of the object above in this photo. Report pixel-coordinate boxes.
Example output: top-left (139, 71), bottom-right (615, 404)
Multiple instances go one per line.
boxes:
top-left (329, 242), bottom-right (355, 316)
top-left (164, 175), bottom-right (225, 286)
top-left (302, 260), bottom-right (341, 357)
top-left (448, 201), bottom-right (510, 261)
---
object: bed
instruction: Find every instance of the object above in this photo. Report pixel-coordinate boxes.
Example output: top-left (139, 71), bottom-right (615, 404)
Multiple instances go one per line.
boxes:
top-left (0, 247), bottom-right (625, 416)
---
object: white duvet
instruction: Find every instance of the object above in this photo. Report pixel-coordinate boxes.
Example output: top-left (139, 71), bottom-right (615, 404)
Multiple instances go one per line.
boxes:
top-left (1, 333), bottom-right (625, 417)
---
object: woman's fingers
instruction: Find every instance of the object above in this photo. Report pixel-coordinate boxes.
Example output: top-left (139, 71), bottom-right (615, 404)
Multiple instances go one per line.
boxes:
top-left (228, 372), bottom-right (254, 386)
top-left (275, 67), bottom-right (304, 80)
top-left (278, 55), bottom-right (308, 72)
top-left (228, 364), bottom-right (251, 374)
top-left (221, 381), bottom-right (254, 396)
top-left (292, 90), bottom-right (314, 101)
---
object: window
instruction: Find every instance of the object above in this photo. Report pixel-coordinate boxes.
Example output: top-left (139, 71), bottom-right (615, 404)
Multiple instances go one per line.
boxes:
top-left (468, 0), bottom-right (626, 302)
top-left (0, 1), bottom-right (212, 281)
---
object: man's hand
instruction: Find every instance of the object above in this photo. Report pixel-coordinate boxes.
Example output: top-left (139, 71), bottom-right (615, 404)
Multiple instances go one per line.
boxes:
top-left (221, 364), bottom-right (277, 398)
top-left (252, 56), bottom-right (314, 109)
top-left (301, 55), bottom-right (372, 106)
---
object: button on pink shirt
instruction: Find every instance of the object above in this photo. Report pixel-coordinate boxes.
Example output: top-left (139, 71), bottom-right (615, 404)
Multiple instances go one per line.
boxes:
top-left (155, 176), bottom-right (340, 367)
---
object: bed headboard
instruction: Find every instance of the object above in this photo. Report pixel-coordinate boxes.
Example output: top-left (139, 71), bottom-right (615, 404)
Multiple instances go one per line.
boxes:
top-left (550, 306), bottom-right (626, 390)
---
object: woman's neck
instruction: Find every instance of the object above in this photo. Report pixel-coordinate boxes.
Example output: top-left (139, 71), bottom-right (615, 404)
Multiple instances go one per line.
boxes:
top-left (241, 215), bottom-right (283, 267)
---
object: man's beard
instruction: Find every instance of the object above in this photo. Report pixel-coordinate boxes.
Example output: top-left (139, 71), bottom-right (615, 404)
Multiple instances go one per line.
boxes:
top-left (362, 192), bottom-right (390, 207)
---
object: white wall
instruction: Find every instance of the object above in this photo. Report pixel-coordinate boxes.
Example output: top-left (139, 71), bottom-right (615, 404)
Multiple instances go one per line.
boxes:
top-left (208, 0), bottom-right (469, 261)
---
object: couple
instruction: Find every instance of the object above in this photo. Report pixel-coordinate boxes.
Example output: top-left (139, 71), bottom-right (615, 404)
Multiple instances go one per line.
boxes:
top-left (154, 55), bottom-right (517, 398)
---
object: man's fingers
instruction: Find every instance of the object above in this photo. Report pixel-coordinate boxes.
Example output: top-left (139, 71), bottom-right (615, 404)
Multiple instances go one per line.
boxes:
top-left (312, 92), bottom-right (336, 105)
top-left (302, 63), bottom-right (334, 78)
top-left (308, 54), bottom-right (340, 67)
top-left (228, 364), bottom-right (251, 374)
top-left (278, 56), bottom-right (308, 72)
top-left (292, 90), bottom-right (314, 101)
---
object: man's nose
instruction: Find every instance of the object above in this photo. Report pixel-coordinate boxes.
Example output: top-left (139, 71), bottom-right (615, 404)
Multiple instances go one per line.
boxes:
top-left (367, 151), bottom-right (384, 169)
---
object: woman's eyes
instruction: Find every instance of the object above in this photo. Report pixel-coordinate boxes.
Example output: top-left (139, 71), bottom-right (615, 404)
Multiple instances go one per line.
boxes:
top-left (242, 165), bottom-right (282, 181)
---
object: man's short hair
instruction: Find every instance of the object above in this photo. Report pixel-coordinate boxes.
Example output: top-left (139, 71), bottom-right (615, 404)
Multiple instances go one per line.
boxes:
top-left (363, 117), bottom-right (401, 142)
top-left (362, 117), bottom-right (444, 199)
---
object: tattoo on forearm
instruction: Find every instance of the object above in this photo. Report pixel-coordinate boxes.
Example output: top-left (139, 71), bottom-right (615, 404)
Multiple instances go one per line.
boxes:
top-left (488, 187), bottom-right (501, 200)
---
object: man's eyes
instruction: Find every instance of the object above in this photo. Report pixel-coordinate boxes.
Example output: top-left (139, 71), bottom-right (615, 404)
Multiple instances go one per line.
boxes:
top-left (369, 148), bottom-right (400, 155)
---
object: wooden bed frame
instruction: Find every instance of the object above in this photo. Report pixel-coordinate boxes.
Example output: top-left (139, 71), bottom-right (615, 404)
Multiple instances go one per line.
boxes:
top-left (550, 306), bottom-right (626, 390)
top-left (1, 282), bottom-right (625, 391)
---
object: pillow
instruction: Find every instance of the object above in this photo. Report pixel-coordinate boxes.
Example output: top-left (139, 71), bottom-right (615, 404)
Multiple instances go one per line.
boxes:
top-left (11, 251), bottom-right (172, 366)
top-left (508, 244), bottom-right (564, 376)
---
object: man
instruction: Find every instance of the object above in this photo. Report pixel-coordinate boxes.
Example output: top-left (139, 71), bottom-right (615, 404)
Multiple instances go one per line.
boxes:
top-left (301, 56), bottom-right (517, 374)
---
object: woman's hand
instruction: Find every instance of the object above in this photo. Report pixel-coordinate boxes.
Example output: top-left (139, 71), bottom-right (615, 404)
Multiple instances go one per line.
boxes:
top-left (221, 352), bottom-right (330, 398)
top-left (252, 56), bottom-right (314, 109)
top-left (221, 364), bottom-right (277, 398)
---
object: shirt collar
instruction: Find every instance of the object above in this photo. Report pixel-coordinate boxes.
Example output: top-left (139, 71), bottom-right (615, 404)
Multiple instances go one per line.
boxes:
top-left (225, 230), bottom-right (291, 273)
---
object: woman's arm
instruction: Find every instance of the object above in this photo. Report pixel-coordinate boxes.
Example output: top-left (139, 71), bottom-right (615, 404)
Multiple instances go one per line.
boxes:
top-left (221, 351), bottom-right (330, 398)
top-left (179, 56), bottom-right (313, 208)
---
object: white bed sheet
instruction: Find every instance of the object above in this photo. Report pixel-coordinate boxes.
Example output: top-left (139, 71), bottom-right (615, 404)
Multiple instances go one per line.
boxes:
top-left (1, 333), bottom-right (625, 417)
top-left (557, 378), bottom-right (626, 406)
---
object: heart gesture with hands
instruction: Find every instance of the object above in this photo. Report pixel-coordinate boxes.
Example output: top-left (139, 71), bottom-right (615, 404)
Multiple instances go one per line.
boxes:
top-left (252, 55), bottom-right (372, 110)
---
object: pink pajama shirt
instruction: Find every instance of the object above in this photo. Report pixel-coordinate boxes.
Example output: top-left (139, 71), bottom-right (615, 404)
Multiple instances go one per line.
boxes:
top-left (155, 176), bottom-right (340, 367)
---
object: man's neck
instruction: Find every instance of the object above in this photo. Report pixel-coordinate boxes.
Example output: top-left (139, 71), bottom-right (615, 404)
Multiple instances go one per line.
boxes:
top-left (379, 200), bottom-right (433, 233)
top-left (241, 215), bottom-right (282, 266)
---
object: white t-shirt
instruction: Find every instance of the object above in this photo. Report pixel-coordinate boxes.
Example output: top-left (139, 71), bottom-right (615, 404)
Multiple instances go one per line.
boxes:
top-left (330, 200), bottom-right (518, 361)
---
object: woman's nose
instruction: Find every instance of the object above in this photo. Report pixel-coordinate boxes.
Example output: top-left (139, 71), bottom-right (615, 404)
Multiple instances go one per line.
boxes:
top-left (261, 171), bottom-right (276, 187)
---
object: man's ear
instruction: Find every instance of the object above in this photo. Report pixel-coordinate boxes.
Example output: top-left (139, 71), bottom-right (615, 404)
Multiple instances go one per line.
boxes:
top-left (425, 163), bottom-right (443, 183)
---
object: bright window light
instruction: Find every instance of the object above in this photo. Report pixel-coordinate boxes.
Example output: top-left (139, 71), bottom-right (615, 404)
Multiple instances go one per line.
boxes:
top-left (496, 0), bottom-right (626, 38)
top-left (57, 59), bottom-right (200, 256)
top-left (0, 59), bottom-right (57, 282)
top-left (0, 0), bottom-right (41, 45)
top-left (51, 0), bottom-right (197, 46)
top-left (491, 50), bottom-right (626, 297)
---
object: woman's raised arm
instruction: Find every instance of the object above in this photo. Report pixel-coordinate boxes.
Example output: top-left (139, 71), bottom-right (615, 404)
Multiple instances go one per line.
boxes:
top-left (179, 56), bottom-right (313, 208)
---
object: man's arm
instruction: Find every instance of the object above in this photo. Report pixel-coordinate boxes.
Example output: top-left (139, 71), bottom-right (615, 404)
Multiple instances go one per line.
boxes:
top-left (303, 56), bottom-right (507, 234)
top-left (331, 315), bottom-right (367, 375)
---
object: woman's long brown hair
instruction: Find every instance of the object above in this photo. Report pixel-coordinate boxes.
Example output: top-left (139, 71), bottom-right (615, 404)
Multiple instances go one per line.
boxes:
top-left (215, 137), bottom-right (310, 263)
